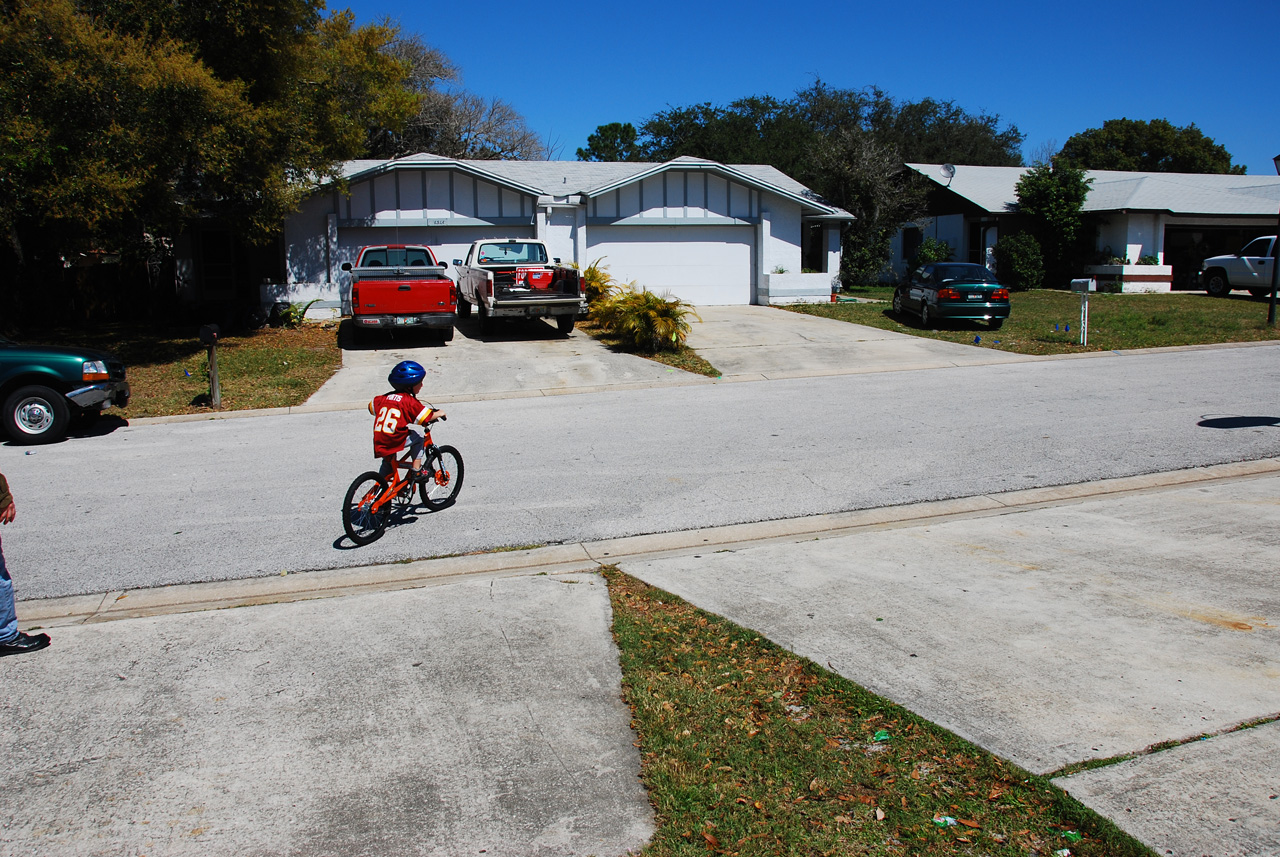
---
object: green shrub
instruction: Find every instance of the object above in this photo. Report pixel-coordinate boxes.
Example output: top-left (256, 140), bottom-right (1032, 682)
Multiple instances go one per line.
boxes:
top-left (1137, 255), bottom-right (1160, 265)
top-left (272, 299), bottom-right (321, 328)
top-left (591, 286), bottom-right (699, 353)
top-left (907, 236), bottom-right (953, 270)
top-left (992, 233), bottom-right (1044, 291)
top-left (570, 257), bottom-right (618, 305)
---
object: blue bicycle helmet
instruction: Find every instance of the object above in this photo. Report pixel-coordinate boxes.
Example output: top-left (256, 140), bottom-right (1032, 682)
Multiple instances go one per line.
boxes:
top-left (388, 360), bottom-right (426, 391)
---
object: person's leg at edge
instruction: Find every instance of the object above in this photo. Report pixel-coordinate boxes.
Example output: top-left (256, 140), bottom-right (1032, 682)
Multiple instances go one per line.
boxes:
top-left (0, 542), bottom-right (17, 644)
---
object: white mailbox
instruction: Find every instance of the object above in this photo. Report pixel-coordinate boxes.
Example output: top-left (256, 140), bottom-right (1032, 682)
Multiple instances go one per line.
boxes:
top-left (1069, 278), bottom-right (1096, 292)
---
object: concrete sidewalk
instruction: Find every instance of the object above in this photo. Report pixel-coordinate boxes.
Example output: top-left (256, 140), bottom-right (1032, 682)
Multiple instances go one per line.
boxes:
top-left (4, 461), bottom-right (1279, 856)
top-left (1, 573), bottom-right (653, 857)
top-left (619, 467), bottom-right (1280, 857)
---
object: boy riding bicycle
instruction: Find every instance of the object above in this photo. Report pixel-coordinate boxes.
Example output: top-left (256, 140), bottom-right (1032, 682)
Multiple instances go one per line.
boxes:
top-left (370, 360), bottom-right (446, 481)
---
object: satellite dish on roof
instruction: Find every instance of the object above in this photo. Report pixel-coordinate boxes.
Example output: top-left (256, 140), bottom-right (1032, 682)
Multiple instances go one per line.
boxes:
top-left (940, 163), bottom-right (956, 185)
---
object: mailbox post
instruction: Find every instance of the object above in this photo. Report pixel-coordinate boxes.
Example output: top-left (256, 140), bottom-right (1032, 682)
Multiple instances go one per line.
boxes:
top-left (198, 324), bottom-right (221, 408)
top-left (1069, 278), bottom-right (1095, 346)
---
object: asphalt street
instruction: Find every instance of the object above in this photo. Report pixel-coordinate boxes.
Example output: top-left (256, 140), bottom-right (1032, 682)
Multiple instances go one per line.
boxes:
top-left (2, 342), bottom-right (1279, 599)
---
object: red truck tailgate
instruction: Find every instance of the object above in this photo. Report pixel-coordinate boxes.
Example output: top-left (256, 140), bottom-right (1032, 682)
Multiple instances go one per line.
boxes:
top-left (356, 277), bottom-right (453, 314)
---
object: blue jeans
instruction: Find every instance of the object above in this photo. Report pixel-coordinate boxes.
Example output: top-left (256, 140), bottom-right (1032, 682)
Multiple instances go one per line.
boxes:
top-left (0, 540), bottom-right (17, 643)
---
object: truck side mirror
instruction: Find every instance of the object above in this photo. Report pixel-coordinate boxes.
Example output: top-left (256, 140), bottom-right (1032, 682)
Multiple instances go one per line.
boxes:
top-left (435, 260), bottom-right (448, 269)
top-left (341, 262), bottom-right (352, 271)
top-left (453, 259), bottom-right (463, 266)
top-left (554, 257), bottom-right (561, 264)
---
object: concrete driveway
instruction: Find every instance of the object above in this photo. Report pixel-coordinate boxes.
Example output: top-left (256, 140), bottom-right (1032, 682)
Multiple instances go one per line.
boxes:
top-left (687, 304), bottom-right (1032, 380)
top-left (304, 304), bottom-right (1035, 408)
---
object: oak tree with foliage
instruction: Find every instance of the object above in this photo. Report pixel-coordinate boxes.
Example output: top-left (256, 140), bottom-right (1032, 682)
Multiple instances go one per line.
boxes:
top-left (1057, 118), bottom-right (1245, 174)
top-left (0, 0), bottom-right (416, 323)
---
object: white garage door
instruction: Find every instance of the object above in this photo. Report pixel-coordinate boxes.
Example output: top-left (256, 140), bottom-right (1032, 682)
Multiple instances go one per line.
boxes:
top-left (587, 225), bottom-right (754, 306)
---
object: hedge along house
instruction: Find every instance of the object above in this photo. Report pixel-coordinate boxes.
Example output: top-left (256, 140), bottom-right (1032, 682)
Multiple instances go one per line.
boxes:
top-left (890, 163), bottom-right (1280, 291)
top-left (264, 154), bottom-right (852, 317)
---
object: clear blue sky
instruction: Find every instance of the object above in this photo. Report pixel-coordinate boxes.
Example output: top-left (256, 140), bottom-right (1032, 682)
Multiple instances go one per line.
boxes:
top-left (339, 0), bottom-right (1280, 175)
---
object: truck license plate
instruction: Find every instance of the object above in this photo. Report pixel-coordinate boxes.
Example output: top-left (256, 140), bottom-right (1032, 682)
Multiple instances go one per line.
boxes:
top-left (397, 316), bottom-right (416, 325)
top-left (525, 306), bottom-right (546, 315)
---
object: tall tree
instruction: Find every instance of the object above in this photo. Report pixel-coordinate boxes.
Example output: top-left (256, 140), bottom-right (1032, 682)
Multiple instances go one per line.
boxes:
top-left (366, 34), bottom-right (542, 161)
top-left (577, 83), bottom-right (1023, 284)
top-left (576, 122), bottom-right (642, 162)
top-left (1057, 118), bottom-right (1245, 174)
top-left (1014, 162), bottom-right (1093, 286)
top-left (1, 0), bottom-right (416, 318)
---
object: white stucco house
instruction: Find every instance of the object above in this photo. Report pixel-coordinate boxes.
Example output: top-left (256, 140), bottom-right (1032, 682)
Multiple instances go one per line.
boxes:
top-left (891, 163), bottom-right (1280, 291)
top-left (253, 154), bottom-right (851, 316)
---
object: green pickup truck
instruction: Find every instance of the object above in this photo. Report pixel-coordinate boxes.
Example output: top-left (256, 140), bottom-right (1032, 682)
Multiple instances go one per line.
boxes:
top-left (0, 336), bottom-right (130, 444)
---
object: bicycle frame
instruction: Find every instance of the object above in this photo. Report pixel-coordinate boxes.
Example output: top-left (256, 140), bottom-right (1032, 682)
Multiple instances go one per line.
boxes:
top-left (366, 425), bottom-right (448, 515)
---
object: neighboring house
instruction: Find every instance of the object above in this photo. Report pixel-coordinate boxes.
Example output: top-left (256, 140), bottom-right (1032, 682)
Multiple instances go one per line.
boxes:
top-left (891, 164), bottom-right (1280, 290)
top-left (175, 154), bottom-right (852, 316)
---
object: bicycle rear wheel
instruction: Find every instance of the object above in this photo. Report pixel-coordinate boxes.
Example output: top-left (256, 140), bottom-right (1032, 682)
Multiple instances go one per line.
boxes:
top-left (343, 471), bottom-right (390, 545)
top-left (420, 445), bottom-right (464, 509)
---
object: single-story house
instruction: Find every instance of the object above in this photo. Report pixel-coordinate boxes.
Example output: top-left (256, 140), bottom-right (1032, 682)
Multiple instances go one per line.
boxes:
top-left (891, 164), bottom-right (1280, 290)
top-left (173, 154), bottom-right (853, 316)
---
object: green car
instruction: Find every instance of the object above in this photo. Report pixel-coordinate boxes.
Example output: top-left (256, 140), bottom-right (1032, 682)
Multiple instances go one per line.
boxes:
top-left (893, 263), bottom-right (1011, 330)
top-left (0, 336), bottom-right (130, 444)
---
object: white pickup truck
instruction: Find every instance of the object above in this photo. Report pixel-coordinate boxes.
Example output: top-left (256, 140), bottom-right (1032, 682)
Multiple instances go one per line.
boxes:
top-left (1200, 235), bottom-right (1276, 297)
top-left (452, 239), bottom-right (587, 334)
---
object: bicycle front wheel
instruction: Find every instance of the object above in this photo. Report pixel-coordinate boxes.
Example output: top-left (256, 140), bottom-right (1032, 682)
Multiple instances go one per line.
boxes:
top-left (343, 471), bottom-right (391, 545)
top-left (420, 445), bottom-right (464, 509)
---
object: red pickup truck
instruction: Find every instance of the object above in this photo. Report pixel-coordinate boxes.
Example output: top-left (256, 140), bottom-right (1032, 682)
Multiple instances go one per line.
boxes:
top-left (342, 245), bottom-right (457, 342)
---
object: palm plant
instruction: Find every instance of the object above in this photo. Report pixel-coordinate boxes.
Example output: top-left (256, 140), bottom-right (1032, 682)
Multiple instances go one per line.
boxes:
top-left (569, 257), bottom-right (618, 305)
top-left (591, 285), bottom-right (699, 353)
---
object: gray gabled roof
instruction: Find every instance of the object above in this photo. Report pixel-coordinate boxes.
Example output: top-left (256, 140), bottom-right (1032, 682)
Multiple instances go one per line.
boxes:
top-left (907, 163), bottom-right (1280, 216)
top-left (339, 154), bottom-right (852, 219)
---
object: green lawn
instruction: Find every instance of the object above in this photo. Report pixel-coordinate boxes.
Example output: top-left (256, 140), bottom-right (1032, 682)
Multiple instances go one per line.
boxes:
top-left (796, 289), bottom-right (1280, 355)
top-left (14, 322), bottom-right (343, 418)
top-left (606, 567), bottom-right (1155, 857)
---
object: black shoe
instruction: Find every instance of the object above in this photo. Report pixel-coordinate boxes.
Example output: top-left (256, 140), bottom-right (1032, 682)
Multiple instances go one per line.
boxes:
top-left (0, 631), bottom-right (51, 658)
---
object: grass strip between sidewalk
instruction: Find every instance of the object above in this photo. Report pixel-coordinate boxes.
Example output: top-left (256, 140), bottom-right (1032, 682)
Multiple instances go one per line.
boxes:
top-left (603, 566), bottom-right (1156, 857)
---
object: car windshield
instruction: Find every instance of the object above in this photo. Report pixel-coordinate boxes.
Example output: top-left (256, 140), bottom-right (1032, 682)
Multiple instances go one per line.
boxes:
top-left (934, 264), bottom-right (998, 285)
top-left (476, 243), bottom-right (548, 265)
top-left (360, 247), bottom-right (435, 267)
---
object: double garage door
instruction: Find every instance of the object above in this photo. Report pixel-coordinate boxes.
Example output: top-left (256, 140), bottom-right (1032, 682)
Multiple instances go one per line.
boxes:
top-left (587, 224), bottom-right (755, 306)
top-left (338, 223), bottom-right (756, 306)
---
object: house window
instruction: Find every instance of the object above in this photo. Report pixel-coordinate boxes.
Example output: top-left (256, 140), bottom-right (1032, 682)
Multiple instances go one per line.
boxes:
top-left (902, 227), bottom-right (922, 260)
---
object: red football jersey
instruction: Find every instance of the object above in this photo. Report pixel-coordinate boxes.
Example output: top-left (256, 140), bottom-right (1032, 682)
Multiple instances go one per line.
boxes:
top-left (369, 392), bottom-right (432, 458)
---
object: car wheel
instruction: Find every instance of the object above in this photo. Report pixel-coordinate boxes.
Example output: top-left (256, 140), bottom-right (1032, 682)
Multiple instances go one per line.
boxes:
top-left (477, 302), bottom-right (493, 334)
top-left (919, 303), bottom-right (931, 329)
top-left (457, 295), bottom-right (472, 318)
top-left (556, 315), bottom-right (575, 334)
top-left (1204, 270), bottom-right (1231, 297)
top-left (892, 291), bottom-right (904, 315)
top-left (4, 385), bottom-right (71, 444)
top-left (437, 326), bottom-right (454, 343)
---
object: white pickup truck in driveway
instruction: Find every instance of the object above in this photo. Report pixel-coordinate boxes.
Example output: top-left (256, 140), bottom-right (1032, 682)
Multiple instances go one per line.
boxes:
top-left (1200, 235), bottom-right (1276, 297)
top-left (452, 239), bottom-right (587, 334)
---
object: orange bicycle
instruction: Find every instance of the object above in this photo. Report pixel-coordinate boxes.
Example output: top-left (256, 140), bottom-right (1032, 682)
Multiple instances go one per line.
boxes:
top-left (341, 415), bottom-right (464, 546)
